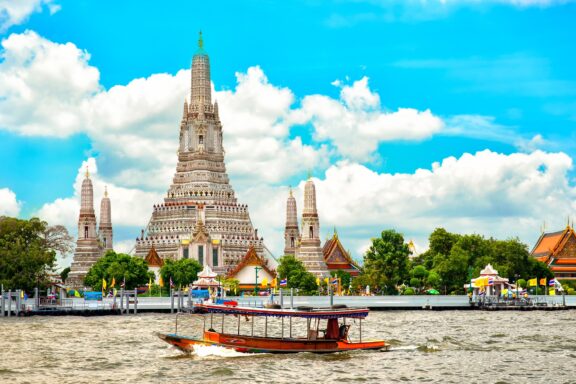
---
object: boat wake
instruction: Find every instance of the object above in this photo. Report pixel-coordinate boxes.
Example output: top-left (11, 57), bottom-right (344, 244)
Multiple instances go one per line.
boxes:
top-left (390, 344), bottom-right (440, 352)
top-left (192, 345), bottom-right (256, 358)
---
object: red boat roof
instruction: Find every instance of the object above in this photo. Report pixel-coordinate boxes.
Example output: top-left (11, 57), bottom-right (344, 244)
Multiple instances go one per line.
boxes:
top-left (194, 303), bottom-right (369, 319)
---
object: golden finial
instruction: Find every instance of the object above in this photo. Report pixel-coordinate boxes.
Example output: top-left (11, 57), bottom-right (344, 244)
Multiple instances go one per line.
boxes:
top-left (333, 226), bottom-right (338, 238)
top-left (85, 166), bottom-right (89, 178)
top-left (289, 185), bottom-right (293, 197)
top-left (104, 186), bottom-right (108, 198)
top-left (198, 31), bottom-right (203, 49)
top-left (307, 169), bottom-right (312, 180)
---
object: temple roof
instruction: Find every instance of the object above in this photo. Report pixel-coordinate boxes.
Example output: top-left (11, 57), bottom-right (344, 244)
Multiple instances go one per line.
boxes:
top-left (198, 265), bottom-right (217, 278)
top-left (145, 246), bottom-right (164, 267)
top-left (480, 264), bottom-right (498, 276)
top-left (531, 226), bottom-right (576, 262)
top-left (227, 245), bottom-right (276, 279)
top-left (322, 232), bottom-right (360, 273)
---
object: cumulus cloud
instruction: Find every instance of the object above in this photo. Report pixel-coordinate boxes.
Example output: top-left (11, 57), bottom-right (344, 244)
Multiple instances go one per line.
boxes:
top-left (254, 150), bottom-right (576, 258)
top-left (0, 30), bottom-right (99, 137)
top-left (0, 0), bottom-right (59, 32)
top-left (296, 77), bottom-right (444, 160)
top-left (36, 157), bottom-right (163, 238)
top-left (0, 187), bottom-right (21, 216)
top-left (3, 31), bottom-right (572, 261)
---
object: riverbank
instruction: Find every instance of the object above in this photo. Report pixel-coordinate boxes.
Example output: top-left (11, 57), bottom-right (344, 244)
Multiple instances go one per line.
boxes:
top-left (3, 294), bottom-right (575, 316)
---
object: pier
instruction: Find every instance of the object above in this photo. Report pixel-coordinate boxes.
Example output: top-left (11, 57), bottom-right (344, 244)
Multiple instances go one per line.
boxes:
top-left (2, 288), bottom-right (575, 316)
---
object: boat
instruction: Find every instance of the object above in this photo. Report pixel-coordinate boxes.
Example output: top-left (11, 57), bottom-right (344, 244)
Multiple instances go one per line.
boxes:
top-left (157, 302), bottom-right (389, 354)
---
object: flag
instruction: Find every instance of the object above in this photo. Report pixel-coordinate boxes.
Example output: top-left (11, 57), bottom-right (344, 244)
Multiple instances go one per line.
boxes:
top-left (315, 277), bottom-right (320, 286)
top-left (111, 277), bottom-right (116, 288)
top-left (121, 277), bottom-right (125, 288)
top-left (148, 277), bottom-right (152, 289)
top-left (548, 278), bottom-right (556, 287)
top-left (549, 288), bottom-right (556, 296)
top-left (159, 275), bottom-right (164, 288)
top-left (169, 276), bottom-right (174, 288)
top-left (74, 290), bottom-right (81, 298)
top-left (280, 278), bottom-right (287, 287)
top-left (271, 278), bottom-right (277, 288)
top-left (324, 277), bottom-right (329, 284)
top-left (539, 278), bottom-right (547, 286)
top-left (261, 277), bottom-right (268, 288)
top-left (528, 278), bottom-right (537, 287)
top-left (102, 278), bottom-right (107, 290)
top-left (487, 277), bottom-right (494, 286)
top-left (331, 278), bottom-right (338, 285)
top-left (20, 290), bottom-right (24, 299)
top-left (502, 288), bottom-right (508, 296)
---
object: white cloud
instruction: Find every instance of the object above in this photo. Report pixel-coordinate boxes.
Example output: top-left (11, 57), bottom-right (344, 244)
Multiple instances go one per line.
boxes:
top-left (0, 30), bottom-right (100, 137)
top-left (3, 31), bottom-right (572, 262)
top-left (297, 77), bottom-right (444, 160)
top-left (0, 0), bottom-right (59, 32)
top-left (0, 187), bottom-right (21, 216)
top-left (36, 158), bottom-right (163, 237)
top-left (243, 149), bottom-right (576, 258)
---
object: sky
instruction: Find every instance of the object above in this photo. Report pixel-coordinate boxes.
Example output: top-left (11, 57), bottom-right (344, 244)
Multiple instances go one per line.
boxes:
top-left (1, 0), bottom-right (576, 269)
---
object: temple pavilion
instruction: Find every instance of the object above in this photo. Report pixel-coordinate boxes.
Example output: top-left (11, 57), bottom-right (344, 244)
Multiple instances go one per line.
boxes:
top-left (531, 225), bottom-right (576, 280)
top-left (226, 246), bottom-right (276, 292)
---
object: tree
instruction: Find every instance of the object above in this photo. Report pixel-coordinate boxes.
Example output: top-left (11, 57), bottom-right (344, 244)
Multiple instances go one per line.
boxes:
top-left (42, 224), bottom-right (74, 256)
top-left (160, 258), bottom-right (202, 288)
top-left (330, 270), bottom-right (352, 291)
top-left (363, 230), bottom-right (411, 294)
top-left (277, 255), bottom-right (318, 295)
top-left (60, 266), bottom-right (71, 283)
top-left (84, 251), bottom-right (153, 290)
top-left (0, 216), bottom-right (57, 291)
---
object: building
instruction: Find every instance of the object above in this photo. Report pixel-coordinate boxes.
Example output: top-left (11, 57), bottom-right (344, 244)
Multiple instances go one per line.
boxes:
top-left (67, 169), bottom-right (113, 288)
top-left (467, 264), bottom-right (511, 296)
top-left (227, 246), bottom-right (276, 292)
top-left (283, 178), bottom-right (361, 277)
top-left (134, 33), bottom-right (269, 274)
top-left (322, 231), bottom-right (360, 277)
top-left (531, 225), bottom-right (576, 280)
top-left (289, 177), bottom-right (329, 276)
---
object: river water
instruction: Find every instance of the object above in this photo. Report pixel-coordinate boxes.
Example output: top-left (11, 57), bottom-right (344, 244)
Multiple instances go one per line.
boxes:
top-left (1, 310), bottom-right (575, 383)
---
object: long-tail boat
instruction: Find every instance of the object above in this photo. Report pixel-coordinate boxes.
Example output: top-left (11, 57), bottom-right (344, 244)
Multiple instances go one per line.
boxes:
top-left (157, 302), bottom-right (389, 354)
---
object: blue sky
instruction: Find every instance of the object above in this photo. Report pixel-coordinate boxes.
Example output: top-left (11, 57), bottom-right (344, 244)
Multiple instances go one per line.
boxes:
top-left (1, 0), bottom-right (576, 266)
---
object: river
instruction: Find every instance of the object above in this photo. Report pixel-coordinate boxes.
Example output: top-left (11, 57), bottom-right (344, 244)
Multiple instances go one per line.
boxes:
top-left (1, 310), bottom-right (575, 383)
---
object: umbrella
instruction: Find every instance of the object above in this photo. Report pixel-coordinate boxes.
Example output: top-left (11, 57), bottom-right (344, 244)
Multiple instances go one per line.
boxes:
top-left (426, 289), bottom-right (440, 295)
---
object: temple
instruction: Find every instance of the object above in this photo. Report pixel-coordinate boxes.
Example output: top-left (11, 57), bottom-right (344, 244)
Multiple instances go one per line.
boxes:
top-left (531, 224), bottom-right (576, 280)
top-left (323, 230), bottom-right (360, 277)
top-left (134, 33), bottom-right (270, 274)
top-left (68, 170), bottom-right (113, 288)
top-left (283, 178), bottom-right (362, 277)
top-left (227, 246), bottom-right (277, 291)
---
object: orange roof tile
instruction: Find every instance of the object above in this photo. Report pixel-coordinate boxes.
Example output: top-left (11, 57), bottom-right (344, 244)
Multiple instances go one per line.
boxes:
top-left (226, 245), bottom-right (276, 279)
top-left (554, 258), bottom-right (576, 265)
top-left (531, 229), bottom-right (565, 256)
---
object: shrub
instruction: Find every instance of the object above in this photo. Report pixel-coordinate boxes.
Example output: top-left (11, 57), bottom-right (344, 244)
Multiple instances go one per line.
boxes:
top-left (403, 287), bottom-right (415, 295)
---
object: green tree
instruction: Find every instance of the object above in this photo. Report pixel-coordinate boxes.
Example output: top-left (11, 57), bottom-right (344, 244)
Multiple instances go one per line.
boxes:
top-left (426, 271), bottom-right (442, 289)
top-left (0, 217), bottom-right (58, 291)
top-left (84, 251), bottom-right (153, 290)
top-left (363, 229), bottom-right (411, 294)
top-left (277, 255), bottom-right (318, 295)
top-left (60, 266), bottom-right (71, 283)
top-left (160, 258), bottom-right (202, 288)
top-left (330, 270), bottom-right (352, 290)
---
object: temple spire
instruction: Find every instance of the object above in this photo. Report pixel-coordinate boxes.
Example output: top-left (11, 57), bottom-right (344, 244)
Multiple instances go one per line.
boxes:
top-left (198, 31), bottom-right (203, 50)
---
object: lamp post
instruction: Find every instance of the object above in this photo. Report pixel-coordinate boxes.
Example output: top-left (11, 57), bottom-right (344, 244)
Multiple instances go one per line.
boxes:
top-left (254, 267), bottom-right (262, 295)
